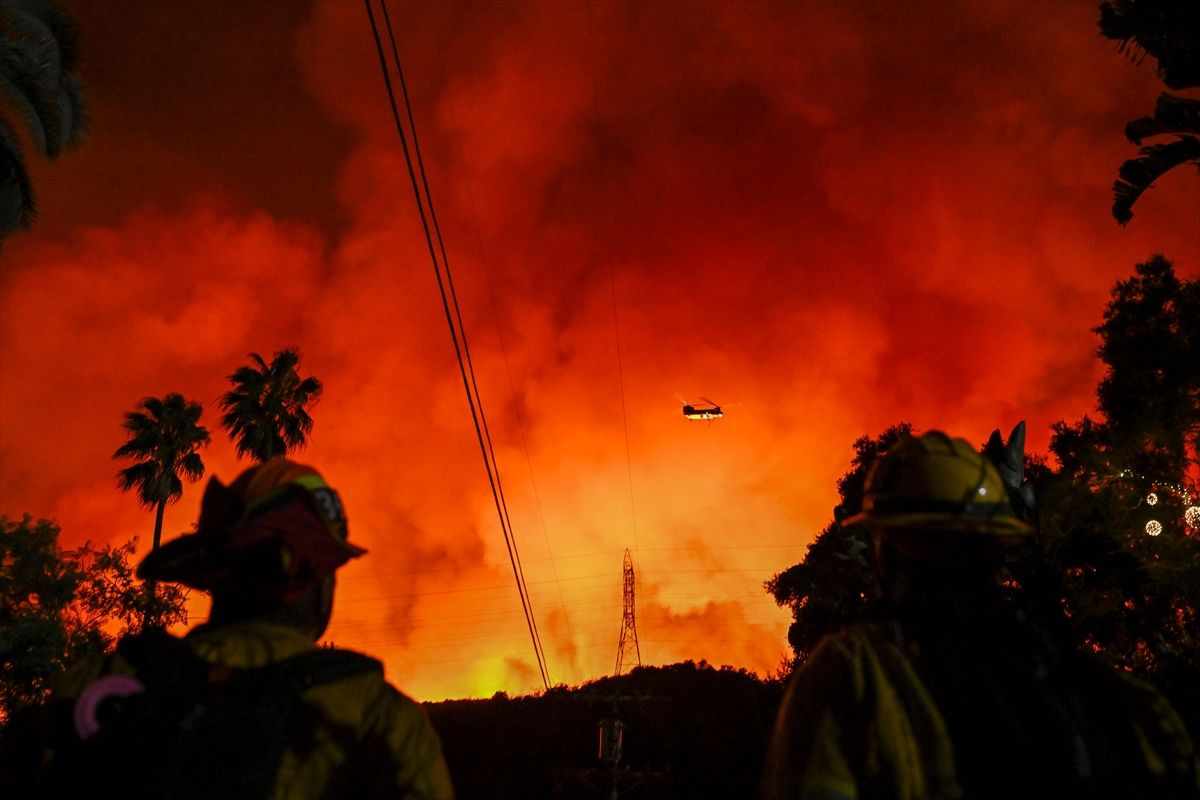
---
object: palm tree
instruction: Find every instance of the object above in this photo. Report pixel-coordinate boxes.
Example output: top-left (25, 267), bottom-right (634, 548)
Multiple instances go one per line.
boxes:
top-left (1099, 0), bottom-right (1200, 224)
top-left (1, 0), bottom-right (88, 242)
top-left (220, 349), bottom-right (323, 462)
top-left (113, 394), bottom-right (210, 553)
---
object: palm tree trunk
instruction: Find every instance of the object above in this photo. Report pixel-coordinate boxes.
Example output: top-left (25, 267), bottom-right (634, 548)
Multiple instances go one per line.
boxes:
top-left (152, 497), bottom-right (166, 551)
top-left (142, 498), bottom-right (167, 628)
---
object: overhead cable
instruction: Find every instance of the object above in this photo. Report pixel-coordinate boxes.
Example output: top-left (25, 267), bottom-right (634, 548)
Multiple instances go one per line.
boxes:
top-left (363, 0), bottom-right (550, 689)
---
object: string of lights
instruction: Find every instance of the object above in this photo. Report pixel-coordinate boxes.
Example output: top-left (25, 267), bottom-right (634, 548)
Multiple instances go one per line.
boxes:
top-left (1111, 468), bottom-right (1200, 537)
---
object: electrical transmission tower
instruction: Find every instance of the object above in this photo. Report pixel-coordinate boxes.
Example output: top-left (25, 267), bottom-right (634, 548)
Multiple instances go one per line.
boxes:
top-left (615, 548), bottom-right (641, 675)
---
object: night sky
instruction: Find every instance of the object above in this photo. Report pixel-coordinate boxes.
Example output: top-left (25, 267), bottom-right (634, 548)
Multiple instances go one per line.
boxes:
top-left (1, 0), bottom-right (1197, 700)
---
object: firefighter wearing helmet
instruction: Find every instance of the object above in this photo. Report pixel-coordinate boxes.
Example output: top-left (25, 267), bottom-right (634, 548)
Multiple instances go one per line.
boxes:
top-left (762, 431), bottom-right (1198, 800)
top-left (4, 460), bottom-right (454, 800)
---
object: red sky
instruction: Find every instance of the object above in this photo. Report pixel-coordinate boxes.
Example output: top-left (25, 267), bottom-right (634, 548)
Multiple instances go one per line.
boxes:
top-left (1, 0), bottom-right (1197, 700)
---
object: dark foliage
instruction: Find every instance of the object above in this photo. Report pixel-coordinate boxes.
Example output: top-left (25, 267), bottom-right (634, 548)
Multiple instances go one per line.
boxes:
top-left (113, 392), bottom-right (208, 626)
top-left (1040, 255), bottom-right (1200, 730)
top-left (426, 661), bottom-right (783, 799)
top-left (1098, 1), bottom-right (1200, 223)
top-left (114, 394), bottom-right (210, 515)
top-left (220, 349), bottom-right (323, 462)
top-left (1093, 255), bottom-right (1199, 474)
top-left (1099, 0), bottom-right (1200, 91)
top-left (0, 0), bottom-right (88, 240)
top-left (0, 516), bottom-right (187, 725)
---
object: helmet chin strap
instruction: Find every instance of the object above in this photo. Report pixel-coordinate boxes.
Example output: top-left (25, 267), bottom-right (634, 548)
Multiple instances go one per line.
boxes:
top-left (309, 575), bottom-right (337, 641)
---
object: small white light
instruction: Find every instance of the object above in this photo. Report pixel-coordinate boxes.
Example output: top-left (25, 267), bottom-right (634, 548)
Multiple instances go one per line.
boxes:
top-left (1146, 493), bottom-right (1158, 506)
top-left (1186, 506), bottom-right (1200, 529)
top-left (1145, 520), bottom-right (1162, 537)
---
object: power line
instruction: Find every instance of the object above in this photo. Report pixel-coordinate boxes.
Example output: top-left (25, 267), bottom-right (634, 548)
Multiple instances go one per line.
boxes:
top-left (377, 0), bottom-right (550, 687)
top-left (363, 0), bottom-right (549, 689)
top-left (373, 0), bottom-right (549, 687)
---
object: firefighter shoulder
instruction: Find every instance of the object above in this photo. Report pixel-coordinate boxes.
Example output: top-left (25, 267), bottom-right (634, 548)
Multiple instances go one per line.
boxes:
top-left (24, 459), bottom-right (454, 800)
top-left (761, 431), bottom-right (1199, 800)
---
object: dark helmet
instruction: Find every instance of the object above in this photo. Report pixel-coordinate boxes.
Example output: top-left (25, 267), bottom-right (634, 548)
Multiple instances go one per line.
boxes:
top-left (844, 431), bottom-right (1033, 538)
top-left (138, 459), bottom-right (365, 600)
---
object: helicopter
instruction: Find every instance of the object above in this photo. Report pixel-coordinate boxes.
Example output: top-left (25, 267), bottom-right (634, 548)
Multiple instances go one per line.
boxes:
top-left (680, 397), bottom-right (723, 421)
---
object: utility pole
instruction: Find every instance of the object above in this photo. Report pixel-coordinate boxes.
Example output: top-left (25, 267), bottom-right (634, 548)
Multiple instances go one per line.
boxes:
top-left (615, 549), bottom-right (641, 675)
top-left (556, 691), bottom-right (672, 798)
top-left (598, 716), bottom-right (624, 800)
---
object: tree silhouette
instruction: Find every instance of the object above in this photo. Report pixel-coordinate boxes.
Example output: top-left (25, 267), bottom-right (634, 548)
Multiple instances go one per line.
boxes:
top-left (1093, 255), bottom-right (1199, 474)
top-left (1099, 0), bottom-right (1200, 224)
top-left (220, 349), bottom-right (323, 462)
top-left (0, 0), bottom-right (88, 241)
top-left (114, 394), bottom-right (210, 553)
top-left (113, 393), bottom-right (209, 625)
top-left (0, 516), bottom-right (187, 725)
top-left (426, 661), bottom-right (783, 799)
top-left (1039, 255), bottom-right (1199, 725)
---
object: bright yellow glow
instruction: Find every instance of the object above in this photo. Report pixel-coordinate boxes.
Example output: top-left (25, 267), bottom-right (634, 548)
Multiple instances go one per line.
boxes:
top-left (1145, 520), bottom-right (1162, 537)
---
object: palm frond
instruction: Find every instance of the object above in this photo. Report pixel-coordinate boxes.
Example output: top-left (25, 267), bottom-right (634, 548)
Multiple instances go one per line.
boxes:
top-left (225, 366), bottom-right (266, 388)
top-left (165, 473), bottom-right (184, 503)
top-left (1112, 136), bottom-right (1200, 224)
top-left (116, 462), bottom-right (168, 509)
top-left (29, 1), bottom-right (81, 71)
top-left (1098, 0), bottom-right (1200, 91)
top-left (113, 439), bottom-right (151, 460)
top-left (119, 408), bottom-right (157, 433)
top-left (0, 0), bottom-right (87, 244)
top-left (272, 349), bottom-right (300, 372)
top-left (181, 399), bottom-right (205, 426)
top-left (116, 461), bottom-right (156, 492)
top-left (0, 113), bottom-right (34, 235)
top-left (141, 395), bottom-right (166, 419)
top-left (1125, 94), bottom-right (1200, 145)
top-left (294, 408), bottom-right (315, 435)
top-left (114, 393), bottom-right (209, 506)
top-left (0, 67), bottom-right (48, 159)
top-left (297, 376), bottom-right (323, 400)
top-left (55, 69), bottom-right (86, 148)
top-left (221, 349), bottom-right (322, 461)
top-left (179, 451), bottom-right (205, 482)
top-left (1, 3), bottom-right (68, 157)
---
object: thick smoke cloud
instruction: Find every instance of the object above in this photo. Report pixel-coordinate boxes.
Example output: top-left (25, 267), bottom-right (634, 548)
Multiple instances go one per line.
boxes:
top-left (1, 0), bottom-right (1196, 699)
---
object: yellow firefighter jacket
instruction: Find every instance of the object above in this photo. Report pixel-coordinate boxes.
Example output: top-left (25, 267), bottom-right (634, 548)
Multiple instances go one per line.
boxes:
top-left (52, 620), bottom-right (455, 800)
top-left (761, 620), bottom-right (1198, 800)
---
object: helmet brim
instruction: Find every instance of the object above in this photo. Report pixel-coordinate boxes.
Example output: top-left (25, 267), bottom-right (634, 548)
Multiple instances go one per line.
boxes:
top-left (136, 532), bottom-right (226, 588)
top-left (842, 509), bottom-right (1034, 537)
